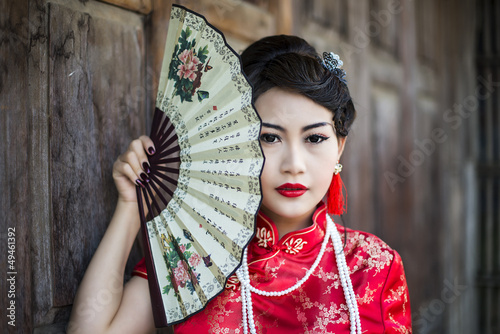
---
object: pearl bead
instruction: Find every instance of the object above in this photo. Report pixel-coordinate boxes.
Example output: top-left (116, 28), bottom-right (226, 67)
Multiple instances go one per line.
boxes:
top-left (238, 215), bottom-right (362, 334)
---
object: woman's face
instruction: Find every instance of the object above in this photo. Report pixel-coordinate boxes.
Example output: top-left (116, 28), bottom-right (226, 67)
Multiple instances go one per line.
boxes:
top-left (255, 87), bottom-right (345, 226)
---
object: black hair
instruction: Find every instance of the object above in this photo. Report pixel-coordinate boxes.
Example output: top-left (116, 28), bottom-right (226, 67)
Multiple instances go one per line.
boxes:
top-left (241, 35), bottom-right (356, 138)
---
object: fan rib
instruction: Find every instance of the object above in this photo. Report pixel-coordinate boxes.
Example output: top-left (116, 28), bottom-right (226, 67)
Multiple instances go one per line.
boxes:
top-left (154, 111), bottom-right (174, 143)
top-left (156, 131), bottom-right (175, 154)
top-left (150, 172), bottom-right (178, 193)
top-left (145, 184), bottom-right (162, 216)
top-left (137, 186), bottom-right (146, 223)
top-left (161, 145), bottom-right (181, 158)
top-left (141, 186), bottom-right (155, 219)
top-left (150, 108), bottom-right (163, 142)
top-left (148, 178), bottom-right (171, 207)
top-left (155, 166), bottom-right (180, 174)
top-left (156, 156), bottom-right (181, 164)
top-left (157, 128), bottom-right (178, 153)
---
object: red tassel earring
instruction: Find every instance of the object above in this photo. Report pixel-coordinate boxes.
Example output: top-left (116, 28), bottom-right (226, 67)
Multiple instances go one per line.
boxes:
top-left (327, 162), bottom-right (347, 215)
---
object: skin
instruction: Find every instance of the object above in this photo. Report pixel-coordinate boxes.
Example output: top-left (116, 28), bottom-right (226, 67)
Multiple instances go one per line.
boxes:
top-left (69, 88), bottom-right (345, 333)
top-left (256, 87), bottom-right (345, 238)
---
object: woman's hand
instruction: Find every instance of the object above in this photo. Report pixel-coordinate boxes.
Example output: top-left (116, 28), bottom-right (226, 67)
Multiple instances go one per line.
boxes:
top-left (112, 135), bottom-right (155, 203)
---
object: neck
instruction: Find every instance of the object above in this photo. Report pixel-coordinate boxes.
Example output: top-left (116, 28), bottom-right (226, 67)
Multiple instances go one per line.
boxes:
top-left (260, 207), bottom-right (316, 239)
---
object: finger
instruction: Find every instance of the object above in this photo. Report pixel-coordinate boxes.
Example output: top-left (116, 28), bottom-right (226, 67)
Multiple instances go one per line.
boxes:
top-left (120, 148), bottom-right (150, 184)
top-left (114, 159), bottom-right (145, 188)
top-left (130, 138), bottom-right (152, 175)
top-left (139, 135), bottom-right (155, 156)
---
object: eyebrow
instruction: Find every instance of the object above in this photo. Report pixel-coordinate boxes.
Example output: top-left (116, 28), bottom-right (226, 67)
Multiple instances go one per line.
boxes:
top-left (262, 122), bottom-right (332, 132)
top-left (302, 122), bottom-right (332, 132)
top-left (262, 122), bottom-right (285, 131)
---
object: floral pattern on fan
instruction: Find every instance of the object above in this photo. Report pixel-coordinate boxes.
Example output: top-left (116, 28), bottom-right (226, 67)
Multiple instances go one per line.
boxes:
top-left (167, 26), bottom-right (211, 102)
top-left (160, 232), bottom-right (202, 295)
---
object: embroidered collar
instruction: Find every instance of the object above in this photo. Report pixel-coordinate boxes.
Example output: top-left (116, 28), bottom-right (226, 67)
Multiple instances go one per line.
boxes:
top-left (250, 204), bottom-right (328, 259)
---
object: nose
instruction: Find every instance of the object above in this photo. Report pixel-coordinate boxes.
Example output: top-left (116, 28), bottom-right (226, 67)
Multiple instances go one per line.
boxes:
top-left (280, 142), bottom-right (306, 175)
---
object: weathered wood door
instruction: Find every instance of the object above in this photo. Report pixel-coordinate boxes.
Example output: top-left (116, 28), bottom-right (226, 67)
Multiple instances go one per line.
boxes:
top-left (1, 0), bottom-right (163, 332)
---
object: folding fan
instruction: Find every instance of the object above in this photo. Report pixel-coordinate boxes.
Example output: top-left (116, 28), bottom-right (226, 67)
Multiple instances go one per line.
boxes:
top-left (136, 5), bottom-right (264, 327)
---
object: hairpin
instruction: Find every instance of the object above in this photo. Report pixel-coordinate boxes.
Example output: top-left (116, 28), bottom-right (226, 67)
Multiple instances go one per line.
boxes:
top-left (321, 52), bottom-right (347, 84)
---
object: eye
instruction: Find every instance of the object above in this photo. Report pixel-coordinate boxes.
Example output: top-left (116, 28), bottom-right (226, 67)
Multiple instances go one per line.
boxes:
top-left (306, 134), bottom-right (329, 144)
top-left (260, 133), bottom-right (281, 144)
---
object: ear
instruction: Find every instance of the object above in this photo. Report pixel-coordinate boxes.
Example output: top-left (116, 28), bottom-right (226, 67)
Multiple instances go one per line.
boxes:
top-left (337, 137), bottom-right (346, 159)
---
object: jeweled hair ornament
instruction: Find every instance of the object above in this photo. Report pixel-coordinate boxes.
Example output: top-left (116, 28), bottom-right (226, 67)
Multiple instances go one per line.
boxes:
top-left (322, 52), bottom-right (347, 84)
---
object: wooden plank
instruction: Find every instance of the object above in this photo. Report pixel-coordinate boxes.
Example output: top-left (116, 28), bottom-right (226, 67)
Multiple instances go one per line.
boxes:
top-left (176, 0), bottom-right (275, 42)
top-left (28, 0), bottom-right (55, 327)
top-left (370, 85), bottom-right (402, 238)
top-left (0, 0), bottom-right (33, 333)
top-left (269, 0), bottom-right (293, 35)
top-left (99, 0), bottom-right (153, 14)
top-left (146, 0), bottom-right (173, 126)
top-left (48, 1), bottom-right (146, 307)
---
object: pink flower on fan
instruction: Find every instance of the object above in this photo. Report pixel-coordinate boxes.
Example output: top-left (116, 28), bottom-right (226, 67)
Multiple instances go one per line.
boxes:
top-left (174, 260), bottom-right (189, 288)
top-left (177, 49), bottom-right (200, 81)
top-left (177, 63), bottom-right (197, 81)
top-left (188, 253), bottom-right (202, 267)
top-left (180, 244), bottom-right (186, 253)
top-left (178, 48), bottom-right (199, 65)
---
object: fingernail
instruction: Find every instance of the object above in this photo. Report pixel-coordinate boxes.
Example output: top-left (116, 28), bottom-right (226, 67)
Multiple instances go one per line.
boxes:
top-left (140, 173), bottom-right (150, 182)
top-left (148, 147), bottom-right (155, 155)
top-left (143, 162), bottom-right (151, 174)
top-left (136, 179), bottom-right (145, 188)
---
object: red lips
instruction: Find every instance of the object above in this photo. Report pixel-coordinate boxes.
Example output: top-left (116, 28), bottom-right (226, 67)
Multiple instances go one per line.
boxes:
top-left (276, 183), bottom-right (308, 198)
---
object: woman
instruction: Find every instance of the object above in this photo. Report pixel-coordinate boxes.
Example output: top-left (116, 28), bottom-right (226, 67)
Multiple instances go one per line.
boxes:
top-left (69, 35), bottom-right (412, 333)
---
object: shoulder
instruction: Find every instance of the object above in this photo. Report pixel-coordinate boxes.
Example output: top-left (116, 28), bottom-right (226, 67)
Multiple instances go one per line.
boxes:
top-left (335, 225), bottom-right (412, 323)
top-left (339, 224), bottom-right (396, 256)
top-left (336, 225), bottom-right (403, 277)
top-left (335, 226), bottom-right (412, 331)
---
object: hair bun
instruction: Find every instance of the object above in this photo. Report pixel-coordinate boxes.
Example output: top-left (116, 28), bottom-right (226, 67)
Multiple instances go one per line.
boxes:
top-left (241, 35), bottom-right (356, 137)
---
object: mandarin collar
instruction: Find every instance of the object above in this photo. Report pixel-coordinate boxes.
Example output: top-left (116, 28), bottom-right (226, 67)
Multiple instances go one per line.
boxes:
top-left (250, 204), bottom-right (328, 259)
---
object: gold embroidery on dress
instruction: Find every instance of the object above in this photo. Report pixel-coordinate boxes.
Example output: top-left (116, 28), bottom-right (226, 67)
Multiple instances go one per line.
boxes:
top-left (284, 237), bottom-right (308, 254)
top-left (385, 274), bottom-right (409, 315)
top-left (225, 274), bottom-right (239, 290)
top-left (256, 226), bottom-right (273, 248)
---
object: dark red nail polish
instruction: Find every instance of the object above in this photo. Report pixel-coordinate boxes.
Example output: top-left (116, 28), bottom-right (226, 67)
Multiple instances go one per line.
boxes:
top-left (136, 179), bottom-right (145, 188)
top-left (148, 147), bottom-right (155, 155)
top-left (143, 162), bottom-right (151, 174)
top-left (140, 173), bottom-right (150, 182)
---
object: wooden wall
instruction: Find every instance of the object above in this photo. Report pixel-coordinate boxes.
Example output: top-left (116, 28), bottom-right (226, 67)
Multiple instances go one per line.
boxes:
top-left (0, 0), bottom-right (489, 333)
top-left (1, 0), bottom-right (150, 332)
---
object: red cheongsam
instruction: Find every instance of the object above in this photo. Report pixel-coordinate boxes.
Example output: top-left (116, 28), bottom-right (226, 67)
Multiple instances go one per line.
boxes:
top-left (133, 204), bottom-right (412, 333)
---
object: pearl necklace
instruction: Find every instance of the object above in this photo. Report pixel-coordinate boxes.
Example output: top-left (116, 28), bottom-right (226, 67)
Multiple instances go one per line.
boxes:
top-left (236, 215), bottom-right (362, 334)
